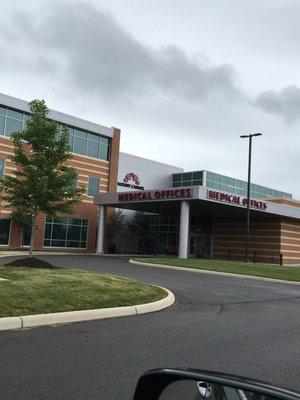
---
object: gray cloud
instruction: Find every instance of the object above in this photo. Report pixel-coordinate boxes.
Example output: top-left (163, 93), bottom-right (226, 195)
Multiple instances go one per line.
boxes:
top-left (255, 86), bottom-right (300, 123)
top-left (1, 1), bottom-right (241, 105)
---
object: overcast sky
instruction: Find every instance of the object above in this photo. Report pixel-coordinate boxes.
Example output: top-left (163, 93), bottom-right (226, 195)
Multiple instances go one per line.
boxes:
top-left (0, 0), bottom-right (299, 196)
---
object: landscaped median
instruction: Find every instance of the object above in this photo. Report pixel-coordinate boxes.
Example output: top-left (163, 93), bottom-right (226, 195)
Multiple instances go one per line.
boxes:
top-left (131, 258), bottom-right (300, 283)
top-left (0, 264), bottom-right (174, 331)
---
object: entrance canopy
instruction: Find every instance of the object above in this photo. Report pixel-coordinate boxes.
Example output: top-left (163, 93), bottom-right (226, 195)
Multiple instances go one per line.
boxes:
top-left (94, 186), bottom-right (300, 258)
top-left (94, 186), bottom-right (300, 220)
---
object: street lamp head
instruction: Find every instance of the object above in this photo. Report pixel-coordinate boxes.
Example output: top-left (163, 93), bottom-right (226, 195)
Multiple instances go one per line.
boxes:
top-left (240, 133), bottom-right (262, 139)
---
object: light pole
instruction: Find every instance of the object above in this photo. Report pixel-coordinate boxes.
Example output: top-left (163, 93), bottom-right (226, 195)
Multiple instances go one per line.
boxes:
top-left (240, 133), bottom-right (262, 262)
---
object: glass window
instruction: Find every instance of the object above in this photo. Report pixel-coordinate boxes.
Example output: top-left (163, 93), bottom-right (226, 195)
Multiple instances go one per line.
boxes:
top-left (0, 116), bottom-right (5, 135)
top-left (182, 181), bottom-right (191, 186)
top-left (23, 114), bottom-right (30, 123)
top-left (172, 174), bottom-right (182, 183)
top-left (73, 136), bottom-right (87, 155)
top-left (206, 172), bottom-right (213, 180)
top-left (88, 176), bottom-right (99, 196)
top-left (67, 240), bottom-right (80, 248)
top-left (0, 159), bottom-right (4, 179)
top-left (192, 179), bottom-right (202, 186)
top-left (88, 133), bottom-right (100, 143)
top-left (51, 217), bottom-right (67, 224)
top-left (68, 132), bottom-right (74, 151)
top-left (172, 182), bottom-right (181, 187)
top-left (221, 176), bottom-right (228, 184)
top-left (74, 129), bottom-right (87, 139)
top-left (5, 118), bottom-right (22, 137)
top-left (213, 182), bottom-right (221, 190)
top-left (44, 218), bottom-right (88, 248)
top-left (87, 140), bottom-right (99, 158)
top-left (52, 224), bottom-right (67, 240)
top-left (44, 223), bottom-right (52, 239)
top-left (68, 218), bottom-right (82, 225)
top-left (0, 107), bottom-right (6, 116)
top-left (100, 136), bottom-right (109, 145)
top-left (7, 109), bottom-right (23, 120)
top-left (192, 171), bottom-right (202, 180)
top-left (228, 177), bottom-right (235, 186)
top-left (67, 225), bottom-right (81, 241)
top-left (214, 174), bottom-right (221, 183)
top-left (99, 144), bottom-right (109, 160)
top-left (182, 172), bottom-right (192, 181)
top-left (0, 219), bottom-right (10, 245)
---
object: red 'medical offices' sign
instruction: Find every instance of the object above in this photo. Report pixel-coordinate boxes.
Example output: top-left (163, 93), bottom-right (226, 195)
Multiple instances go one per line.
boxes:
top-left (118, 188), bottom-right (192, 202)
top-left (207, 190), bottom-right (267, 210)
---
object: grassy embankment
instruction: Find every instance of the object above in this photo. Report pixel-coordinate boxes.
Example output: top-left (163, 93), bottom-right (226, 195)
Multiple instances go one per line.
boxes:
top-left (0, 265), bottom-right (166, 318)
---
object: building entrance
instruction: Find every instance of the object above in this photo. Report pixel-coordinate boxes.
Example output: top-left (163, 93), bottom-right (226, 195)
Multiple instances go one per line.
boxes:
top-left (189, 233), bottom-right (211, 258)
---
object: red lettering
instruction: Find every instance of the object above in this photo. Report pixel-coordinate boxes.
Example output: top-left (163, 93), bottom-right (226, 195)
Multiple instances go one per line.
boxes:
top-left (186, 188), bottom-right (191, 198)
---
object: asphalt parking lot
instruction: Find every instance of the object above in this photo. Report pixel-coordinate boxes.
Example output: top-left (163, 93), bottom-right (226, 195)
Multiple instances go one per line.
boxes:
top-left (0, 255), bottom-right (299, 400)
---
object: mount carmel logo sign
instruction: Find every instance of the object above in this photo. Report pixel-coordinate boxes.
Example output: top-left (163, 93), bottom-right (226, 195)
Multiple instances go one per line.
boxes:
top-left (117, 172), bottom-right (145, 190)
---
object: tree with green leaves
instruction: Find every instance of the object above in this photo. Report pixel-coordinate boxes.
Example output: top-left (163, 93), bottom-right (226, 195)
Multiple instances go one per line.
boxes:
top-left (106, 209), bottom-right (125, 246)
top-left (127, 211), bottom-right (151, 254)
top-left (0, 99), bottom-right (85, 256)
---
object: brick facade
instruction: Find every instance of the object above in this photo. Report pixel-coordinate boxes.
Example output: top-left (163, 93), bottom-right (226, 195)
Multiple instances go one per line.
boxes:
top-left (0, 129), bottom-right (120, 252)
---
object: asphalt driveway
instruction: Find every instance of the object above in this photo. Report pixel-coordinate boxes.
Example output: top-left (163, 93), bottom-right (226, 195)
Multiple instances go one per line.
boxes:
top-left (0, 254), bottom-right (299, 400)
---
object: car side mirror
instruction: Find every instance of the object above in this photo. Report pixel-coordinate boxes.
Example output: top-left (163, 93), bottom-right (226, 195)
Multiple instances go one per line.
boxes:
top-left (133, 368), bottom-right (300, 400)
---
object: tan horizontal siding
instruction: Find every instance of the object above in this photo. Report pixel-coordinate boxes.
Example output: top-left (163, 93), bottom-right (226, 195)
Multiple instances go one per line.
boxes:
top-left (212, 216), bottom-right (281, 262)
top-left (280, 218), bottom-right (300, 263)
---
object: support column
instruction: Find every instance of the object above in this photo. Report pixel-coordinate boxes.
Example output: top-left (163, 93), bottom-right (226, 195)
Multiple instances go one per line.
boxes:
top-left (96, 205), bottom-right (106, 254)
top-left (178, 200), bottom-right (190, 259)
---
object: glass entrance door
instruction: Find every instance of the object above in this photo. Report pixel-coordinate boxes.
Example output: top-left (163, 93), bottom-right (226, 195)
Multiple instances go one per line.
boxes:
top-left (189, 234), bottom-right (211, 258)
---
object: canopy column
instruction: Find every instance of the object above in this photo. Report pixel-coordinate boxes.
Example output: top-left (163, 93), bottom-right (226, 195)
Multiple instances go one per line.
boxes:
top-left (96, 205), bottom-right (106, 254)
top-left (178, 200), bottom-right (190, 259)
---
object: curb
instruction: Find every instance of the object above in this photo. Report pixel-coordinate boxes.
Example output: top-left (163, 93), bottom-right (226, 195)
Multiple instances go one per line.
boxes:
top-left (129, 260), bottom-right (300, 286)
top-left (0, 286), bottom-right (175, 332)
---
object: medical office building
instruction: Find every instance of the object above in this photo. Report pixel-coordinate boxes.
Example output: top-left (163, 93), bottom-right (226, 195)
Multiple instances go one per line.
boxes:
top-left (1, 92), bottom-right (300, 265)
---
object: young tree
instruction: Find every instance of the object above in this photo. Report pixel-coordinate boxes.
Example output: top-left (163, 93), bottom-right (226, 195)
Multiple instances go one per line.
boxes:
top-left (127, 211), bottom-right (150, 238)
top-left (106, 209), bottom-right (125, 244)
top-left (0, 100), bottom-right (85, 256)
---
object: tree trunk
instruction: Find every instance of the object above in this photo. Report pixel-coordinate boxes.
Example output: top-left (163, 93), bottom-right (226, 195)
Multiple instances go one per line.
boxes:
top-left (29, 212), bottom-right (37, 257)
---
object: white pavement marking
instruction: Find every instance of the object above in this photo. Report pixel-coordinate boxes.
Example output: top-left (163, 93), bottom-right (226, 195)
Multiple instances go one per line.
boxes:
top-left (129, 260), bottom-right (300, 286)
top-left (0, 287), bottom-right (175, 332)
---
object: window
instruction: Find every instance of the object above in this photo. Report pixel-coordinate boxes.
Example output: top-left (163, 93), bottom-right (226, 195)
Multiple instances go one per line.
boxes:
top-left (0, 106), bottom-right (111, 161)
top-left (0, 159), bottom-right (4, 179)
top-left (87, 134), bottom-right (100, 158)
top-left (5, 118), bottom-right (22, 137)
top-left (0, 115), bottom-right (4, 135)
top-left (44, 218), bottom-right (88, 248)
top-left (88, 176), bottom-right (100, 196)
top-left (0, 219), bottom-right (10, 245)
top-left (73, 129), bottom-right (87, 155)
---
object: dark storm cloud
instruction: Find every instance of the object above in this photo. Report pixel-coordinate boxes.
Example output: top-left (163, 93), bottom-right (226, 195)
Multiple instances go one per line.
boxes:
top-left (255, 86), bottom-right (300, 123)
top-left (1, 0), bottom-right (240, 104)
top-left (1, 0), bottom-right (300, 125)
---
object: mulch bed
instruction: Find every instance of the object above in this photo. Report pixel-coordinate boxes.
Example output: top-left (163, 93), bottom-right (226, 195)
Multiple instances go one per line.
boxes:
top-left (5, 257), bottom-right (59, 269)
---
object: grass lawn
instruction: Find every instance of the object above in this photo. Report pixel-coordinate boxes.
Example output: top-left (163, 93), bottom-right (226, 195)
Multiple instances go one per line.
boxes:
top-left (134, 257), bottom-right (300, 282)
top-left (0, 265), bottom-right (166, 318)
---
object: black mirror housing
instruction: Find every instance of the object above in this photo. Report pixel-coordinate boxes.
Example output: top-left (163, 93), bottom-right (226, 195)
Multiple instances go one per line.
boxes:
top-left (133, 368), bottom-right (300, 400)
